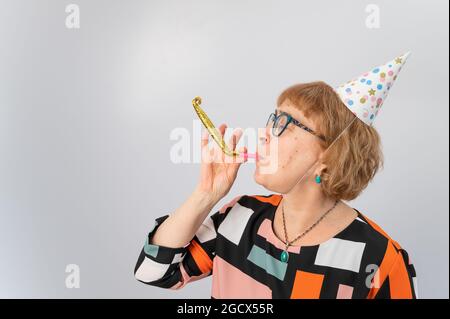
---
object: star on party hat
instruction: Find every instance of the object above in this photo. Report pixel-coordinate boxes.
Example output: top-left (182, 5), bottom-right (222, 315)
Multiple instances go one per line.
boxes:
top-left (335, 52), bottom-right (411, 126)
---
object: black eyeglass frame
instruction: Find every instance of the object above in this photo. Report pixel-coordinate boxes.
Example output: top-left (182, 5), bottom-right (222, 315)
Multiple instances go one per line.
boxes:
top-left (266, 111), bottom-right (326, 141)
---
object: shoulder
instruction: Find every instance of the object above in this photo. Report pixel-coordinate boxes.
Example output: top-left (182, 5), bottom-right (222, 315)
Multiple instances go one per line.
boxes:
top-left (351, 209), bottom-right (409, 254)
top-left (348, 210), bottom-right (416, 283)
top-left (353, 210), bottom-right (417, 298)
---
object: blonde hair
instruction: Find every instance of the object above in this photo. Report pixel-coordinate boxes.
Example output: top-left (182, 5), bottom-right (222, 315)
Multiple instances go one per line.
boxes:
top-left (277, 81), bottom-right (384, 201)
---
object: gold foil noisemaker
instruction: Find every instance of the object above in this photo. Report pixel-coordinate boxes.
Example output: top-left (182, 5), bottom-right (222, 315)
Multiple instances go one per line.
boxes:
top-left (191, 96), bottom-right (258, 160)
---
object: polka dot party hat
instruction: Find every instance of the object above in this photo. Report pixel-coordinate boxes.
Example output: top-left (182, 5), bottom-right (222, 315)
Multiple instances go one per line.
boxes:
top-left (335, 52), bottom-right (411, 126)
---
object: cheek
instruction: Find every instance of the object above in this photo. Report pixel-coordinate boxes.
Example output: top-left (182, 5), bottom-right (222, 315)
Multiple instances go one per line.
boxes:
top-left (278, 138), bottom-right (302, 169)
top-left (277, 139), bottom-right (321, 179)
top-left (254, 135), bottom-right (320, 190)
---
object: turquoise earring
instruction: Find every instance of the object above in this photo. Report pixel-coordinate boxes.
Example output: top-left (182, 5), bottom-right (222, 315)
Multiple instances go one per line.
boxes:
top-left (315, 175), bottom-right (322, 184)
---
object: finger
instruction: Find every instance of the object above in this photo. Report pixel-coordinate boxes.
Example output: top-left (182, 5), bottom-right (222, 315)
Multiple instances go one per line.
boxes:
top-left (228, 128), bottom-right (243, 152)
top-left (218, 123), bottom-right (227, 139)
top-left (201, 129), bottom-right (212, 163)
top-left (214, 123), bottom-right (227, 162)
top-left (211, 123), bottom-right (226, 153)
top-left (201, 129), bottom-right (209, 149)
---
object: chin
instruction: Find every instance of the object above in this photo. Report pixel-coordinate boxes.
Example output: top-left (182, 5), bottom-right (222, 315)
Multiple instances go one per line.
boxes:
top-left (253, 169), bottom-right (280, 193)
top-left (253, 169), bottom-right (264, 186)
top-left (253, 168), bottom-right (296, 194)
top-left (253, 167), bottom-right (268, 185)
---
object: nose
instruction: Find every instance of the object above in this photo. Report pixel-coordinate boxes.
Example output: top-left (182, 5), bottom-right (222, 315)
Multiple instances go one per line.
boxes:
top-left (259, 127), bottom-right (270, 145)
top-left (265, 125), bottom-right (271, 143)
top-left (256, 128), bottom-right (270, 161)
top-left (259, 136), bottom-right (268, 145)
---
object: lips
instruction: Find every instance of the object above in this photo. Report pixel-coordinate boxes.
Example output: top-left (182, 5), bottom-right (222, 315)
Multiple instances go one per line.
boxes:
top-left (255, 153), bottom-right (269, 166)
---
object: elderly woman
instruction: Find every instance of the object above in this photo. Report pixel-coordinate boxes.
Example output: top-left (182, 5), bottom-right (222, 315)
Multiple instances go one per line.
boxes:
top-left (134, 53), bottom-right (417, 299)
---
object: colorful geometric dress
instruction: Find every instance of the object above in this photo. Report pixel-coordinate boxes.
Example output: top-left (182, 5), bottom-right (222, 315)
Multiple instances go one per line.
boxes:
top-left (134, 194), bottom-right (418, 299)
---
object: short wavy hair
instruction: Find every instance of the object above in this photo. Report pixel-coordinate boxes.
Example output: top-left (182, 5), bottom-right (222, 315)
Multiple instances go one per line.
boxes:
top-left (277, 81), bottom-right (384, 201)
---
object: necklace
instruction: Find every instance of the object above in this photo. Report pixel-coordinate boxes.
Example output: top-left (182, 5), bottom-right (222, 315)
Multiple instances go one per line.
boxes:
top-left (279, 199), bottom-right (339, 263)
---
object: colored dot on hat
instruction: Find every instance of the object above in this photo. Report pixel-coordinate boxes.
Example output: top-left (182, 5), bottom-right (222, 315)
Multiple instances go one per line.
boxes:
top-left (377, 84), bottom-right (383, 90)
top-left (372, 68), bottom-right (380, 73)
top-left (370, 114), bottom-right (375, 120)
top-left (366, 80), bottom-right (372, 85)
top-left (388, 70), bottom-right (394, 76)
top-left (380, 72), bottom-right (386, 78)
top-left (348, 100), bottom-right (354, 106)
top-left (360, 78), bottom-right (366, 83)
top-left (360, 97), bottom-right (366, 103)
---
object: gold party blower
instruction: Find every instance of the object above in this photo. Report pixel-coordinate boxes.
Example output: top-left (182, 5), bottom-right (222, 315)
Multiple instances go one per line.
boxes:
top-left (192, 96), bottom-right (258, 161)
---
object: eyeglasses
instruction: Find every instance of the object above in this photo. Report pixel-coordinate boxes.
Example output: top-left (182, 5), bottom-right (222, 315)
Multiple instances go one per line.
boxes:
top-left (266, 110), bottom-right (326, 141)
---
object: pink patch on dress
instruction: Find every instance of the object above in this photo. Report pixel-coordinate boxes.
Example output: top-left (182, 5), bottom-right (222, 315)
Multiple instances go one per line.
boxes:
top-left (211, 256), bottom-right (272, 298)
top-left (336, 284), bottom-right (354, 299)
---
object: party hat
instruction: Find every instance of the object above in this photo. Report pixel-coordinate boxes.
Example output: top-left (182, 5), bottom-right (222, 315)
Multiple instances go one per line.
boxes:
top-left (335, 52), bottom-right (411, 126)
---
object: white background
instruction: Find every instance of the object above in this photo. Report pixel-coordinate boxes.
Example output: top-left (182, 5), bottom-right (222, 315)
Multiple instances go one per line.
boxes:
top-left (0, 0), bottom-right (448, 298)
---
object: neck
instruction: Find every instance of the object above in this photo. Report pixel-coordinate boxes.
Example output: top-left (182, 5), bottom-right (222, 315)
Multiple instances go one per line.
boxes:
top-left (281, 178), bottom-right (338, 231)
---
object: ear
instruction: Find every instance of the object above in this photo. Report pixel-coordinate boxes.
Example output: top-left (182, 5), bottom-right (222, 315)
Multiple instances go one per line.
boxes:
top-left (315, 163), bottom-right (327, 176)
top-left (314, 148), bottom-right (328, 176)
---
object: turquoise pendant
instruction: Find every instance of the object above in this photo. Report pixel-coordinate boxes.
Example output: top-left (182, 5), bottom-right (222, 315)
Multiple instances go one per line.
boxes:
top-left (280, 250), bottom-right (289, 263)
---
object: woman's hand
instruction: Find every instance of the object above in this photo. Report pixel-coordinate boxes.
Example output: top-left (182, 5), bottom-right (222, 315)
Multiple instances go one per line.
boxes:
top-left (195, 124), bottom-right (247, 205)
